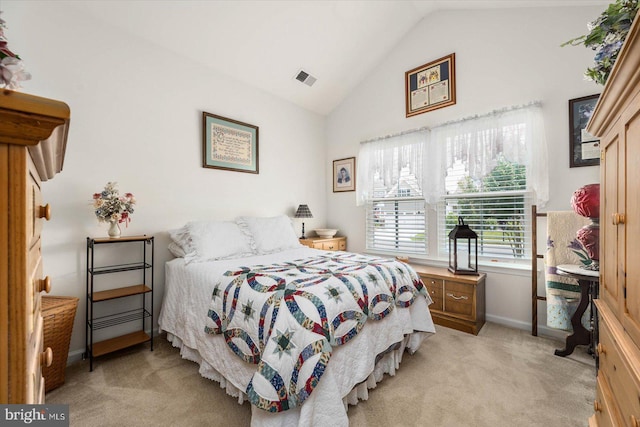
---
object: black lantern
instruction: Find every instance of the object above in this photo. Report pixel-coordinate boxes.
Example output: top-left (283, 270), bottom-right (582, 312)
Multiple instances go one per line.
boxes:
top-left (448, 217), bottom-right (479, 275)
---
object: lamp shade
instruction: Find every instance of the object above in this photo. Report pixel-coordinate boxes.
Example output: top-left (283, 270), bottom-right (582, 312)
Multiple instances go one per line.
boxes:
top-left (294, 204), bottom-right (313, 218)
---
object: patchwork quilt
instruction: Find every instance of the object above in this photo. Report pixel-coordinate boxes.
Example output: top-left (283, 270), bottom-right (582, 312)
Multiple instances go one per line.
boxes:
top-left (204, 252), bottom-right (429, 412)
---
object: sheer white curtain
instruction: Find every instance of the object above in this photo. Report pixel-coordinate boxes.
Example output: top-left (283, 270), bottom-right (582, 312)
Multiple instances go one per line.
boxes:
top-left (425, 104), bottom-right (549, 207)
top-left (356, 129), bottom-right (428, 206)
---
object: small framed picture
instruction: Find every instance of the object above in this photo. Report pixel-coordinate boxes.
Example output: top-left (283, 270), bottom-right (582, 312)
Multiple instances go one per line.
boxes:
top-left (405, 53), bottom-right (456, 117)
top-left (333, 157), bottom-right (355, 192)
top-left (202, 112), bottom-right (259, 174)
top-left (569, 94), bottom-right (600, 168)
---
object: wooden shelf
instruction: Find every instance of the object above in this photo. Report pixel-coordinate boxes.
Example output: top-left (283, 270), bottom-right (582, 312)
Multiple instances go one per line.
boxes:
top-left (92, 285), bottom-right (151, 302)
top-left (91, 235), bottom-right (151, 244)
top-left (92, 331), bottom-right (151, 357)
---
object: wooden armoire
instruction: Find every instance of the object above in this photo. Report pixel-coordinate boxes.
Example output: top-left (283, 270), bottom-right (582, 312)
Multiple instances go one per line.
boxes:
top-left (587, 12), bottom-right (640, 427)
top-left (0, 90), bottom-right (70, 403)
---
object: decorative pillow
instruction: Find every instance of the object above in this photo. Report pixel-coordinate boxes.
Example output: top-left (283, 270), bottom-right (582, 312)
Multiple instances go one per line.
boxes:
top-left (167, 241), bottom-right (187, 258)
top-left (185, 220), bottom-right (254, 262)
top-left (168, 226), bottom-right (195, 258)
top-left (236, 215), bottom-right (302, 254)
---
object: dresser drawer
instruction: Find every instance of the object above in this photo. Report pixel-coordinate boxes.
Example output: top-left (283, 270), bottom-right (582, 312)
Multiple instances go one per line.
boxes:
top-left (598, 318), bottom-right (640, 425)
top-left (28, 240), bottom-right (44, 336)
top-left (423, 277), bottom-right (443, 311)
top-left (27, 154), bottom-right (44, 251)
top-left (443, 280), bottom-right (474, 318)
top-left (26, 314), bottom-right (45, 404)
top-left (593, 372), bottom-right (623, 427)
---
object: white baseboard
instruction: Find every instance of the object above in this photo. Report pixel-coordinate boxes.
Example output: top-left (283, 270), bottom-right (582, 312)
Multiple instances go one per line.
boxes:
top-left (485, 314), bottom-right (569, 341)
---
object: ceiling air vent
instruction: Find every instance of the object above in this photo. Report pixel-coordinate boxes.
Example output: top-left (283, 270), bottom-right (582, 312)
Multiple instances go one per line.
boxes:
top-left (295, 69), bottom-right (317, 87)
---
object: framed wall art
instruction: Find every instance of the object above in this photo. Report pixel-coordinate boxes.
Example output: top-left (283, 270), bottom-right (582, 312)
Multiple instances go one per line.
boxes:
top-left (405, 53), bottom-right (456, 117)
top-left (202, 112), bottom-right (259, 174)
top-left (568, 94), bottom-right (600, 168)
top-left (333, 157), bottom-right (355, 192)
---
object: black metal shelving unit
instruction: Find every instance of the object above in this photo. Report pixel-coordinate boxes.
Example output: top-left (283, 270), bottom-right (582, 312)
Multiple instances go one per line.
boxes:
top-left (85, 235), bottom-right (154, 371)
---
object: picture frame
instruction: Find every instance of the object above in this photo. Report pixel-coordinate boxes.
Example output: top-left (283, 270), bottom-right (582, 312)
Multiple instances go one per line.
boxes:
top-left (569, 94), bottom-right (600, 168)
top-left (333, 157), bottom-right (355, 192)
top-left (202, 112), bottom-right (259, 174)
top-left (405, 53), bottom-right (456, 117)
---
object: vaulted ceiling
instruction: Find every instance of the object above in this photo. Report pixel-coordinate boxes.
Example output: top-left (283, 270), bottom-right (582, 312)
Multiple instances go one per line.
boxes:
top-left (73, 0), bottom-right (608, 115)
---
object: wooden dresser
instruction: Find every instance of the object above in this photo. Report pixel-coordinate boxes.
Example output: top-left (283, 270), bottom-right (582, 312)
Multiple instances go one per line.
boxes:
top-left (0, 90), bottom-right (70, 403)
top-left (299, 236), bottom-right (347, 251)
top-left (410, 264), bottom-right (486, 335)
top-left (586, 13), bottom-right (640, 427)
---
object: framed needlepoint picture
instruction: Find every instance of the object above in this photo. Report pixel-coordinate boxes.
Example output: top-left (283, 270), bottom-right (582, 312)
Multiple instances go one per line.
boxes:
top-left (202, 112), bottom-right (259, 174)
top-left (405, 53), bottom-right (456, 117)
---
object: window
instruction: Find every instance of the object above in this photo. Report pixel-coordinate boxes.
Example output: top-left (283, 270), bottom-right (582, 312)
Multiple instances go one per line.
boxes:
top-left (358, 105), bottom-right (547, 263)
top-left (357, 130), bottom-right (427, 254)
top-left (430, 105), bottom-right (547, 263)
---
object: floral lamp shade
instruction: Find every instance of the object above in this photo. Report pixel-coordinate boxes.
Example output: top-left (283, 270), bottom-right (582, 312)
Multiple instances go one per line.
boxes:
top-left (294, 204), bottom-right (313, 239)
top-left (571, 183), bottom-right (600, 270)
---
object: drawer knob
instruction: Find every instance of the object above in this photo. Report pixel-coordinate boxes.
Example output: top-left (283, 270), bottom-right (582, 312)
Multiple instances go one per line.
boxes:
top-left (597, 343), bottom-right (606, 356)
top-left (612, 212), bottom-right (625, 225)
top-left (38, 276), bottom-right (51, 293)
top-left (593, 400), bottom-right (602, 413)
top-left (632, 415), bottom-right (640, 427)
top-left (40, 347), bottom-right (53, 368)
top-left (39, 204), bottom-right (51, 221)
top-left (446, 292), bottom-right (469, 301)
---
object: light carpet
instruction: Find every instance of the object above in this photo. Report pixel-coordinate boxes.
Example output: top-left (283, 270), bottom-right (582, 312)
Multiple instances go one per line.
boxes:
top-left (46, 322), bottom-right (595, 426)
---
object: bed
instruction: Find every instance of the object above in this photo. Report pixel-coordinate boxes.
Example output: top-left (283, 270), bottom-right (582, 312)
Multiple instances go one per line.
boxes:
top-left (158, 215), bottom-right (435, 426)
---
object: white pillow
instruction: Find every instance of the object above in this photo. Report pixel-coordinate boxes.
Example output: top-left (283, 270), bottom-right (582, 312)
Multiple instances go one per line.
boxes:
top-left (185, 220), bottom-right (254, 262)
top-left (236, 215), bottom-right (302, 255)
top-left (168, 226), bottom-right (195, 258)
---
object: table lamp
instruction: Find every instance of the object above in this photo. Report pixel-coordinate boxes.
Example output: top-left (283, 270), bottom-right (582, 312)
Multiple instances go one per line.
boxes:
top-left (294, 204), bottom-right (313, 239)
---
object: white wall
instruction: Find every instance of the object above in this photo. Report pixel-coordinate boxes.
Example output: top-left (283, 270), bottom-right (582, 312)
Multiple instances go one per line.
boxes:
top-left (325, 7), bottom-right (602, 335)
top-left (2, 2), bottom-right (327, 357)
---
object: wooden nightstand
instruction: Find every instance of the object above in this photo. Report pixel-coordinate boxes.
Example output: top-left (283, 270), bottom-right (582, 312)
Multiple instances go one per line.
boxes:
top-left (410, 264), bottom-right (486, 335)
top-left (299, 236), bottom-right (346, 251)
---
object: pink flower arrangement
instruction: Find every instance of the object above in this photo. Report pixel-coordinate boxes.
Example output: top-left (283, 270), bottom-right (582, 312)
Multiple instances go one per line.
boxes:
top-left (0, 11), bottom-right (31, 90)
top-left (92, 182), bottom-right (136, 226)
top-left (570, 183), bottom-right (600, 219)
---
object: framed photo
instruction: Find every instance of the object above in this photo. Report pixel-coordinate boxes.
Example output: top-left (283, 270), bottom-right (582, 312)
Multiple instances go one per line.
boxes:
top-left (333, 157), bottom-right (355, 192)
top-left (202, 112), bottom-right (259, 174)
top-left (569, 94), bottom-right (600, 168)
top-left (405, 53), bottom-right (456, 117)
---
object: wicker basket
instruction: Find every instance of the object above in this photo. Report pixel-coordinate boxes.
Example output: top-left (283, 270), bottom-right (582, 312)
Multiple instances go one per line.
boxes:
top-left (42, 296), bottom-right (79, 392)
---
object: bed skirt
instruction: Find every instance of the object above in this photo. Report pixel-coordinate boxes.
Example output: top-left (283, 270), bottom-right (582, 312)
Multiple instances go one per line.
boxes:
top-left (165, 331), bottom-right (431, 426)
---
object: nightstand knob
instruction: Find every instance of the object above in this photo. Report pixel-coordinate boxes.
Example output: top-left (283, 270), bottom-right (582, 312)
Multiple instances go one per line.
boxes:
top-left (593, 400), bottom-right (602, 413)
top-left (38, 276), bottom-right (51, 293)
top-left (39, 204), bottom-right (51, 221)
top-left (597, 343), bottom-right (606, 356)
top-left (40, 347), bottom-right (53, 368)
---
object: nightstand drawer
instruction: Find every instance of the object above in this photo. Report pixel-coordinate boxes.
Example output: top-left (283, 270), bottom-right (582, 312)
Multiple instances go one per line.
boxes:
top-left (443, 280), bottom-right (474, 318)
top-left (423, 278), bottom-right (443, 311)
top-left (322, 241), bottom-right (339, 251)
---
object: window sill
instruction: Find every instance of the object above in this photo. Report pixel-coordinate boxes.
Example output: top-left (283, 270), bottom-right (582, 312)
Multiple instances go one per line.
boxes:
top-left (363, 250), bottom-right (531, 278)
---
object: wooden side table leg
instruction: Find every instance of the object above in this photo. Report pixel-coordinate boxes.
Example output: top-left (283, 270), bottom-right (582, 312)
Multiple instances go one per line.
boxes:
top-left (555, 279), bottom-right (590, 357)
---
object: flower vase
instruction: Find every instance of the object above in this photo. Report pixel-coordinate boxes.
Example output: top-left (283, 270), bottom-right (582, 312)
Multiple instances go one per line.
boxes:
top-left (108, 220), bottom-right (121, 238)
top-left (576, 218), bottom-right (599, 270)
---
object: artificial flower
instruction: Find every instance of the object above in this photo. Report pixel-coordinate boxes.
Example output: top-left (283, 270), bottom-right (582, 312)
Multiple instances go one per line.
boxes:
top-left (92, 182), bottom-right (136, 226)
